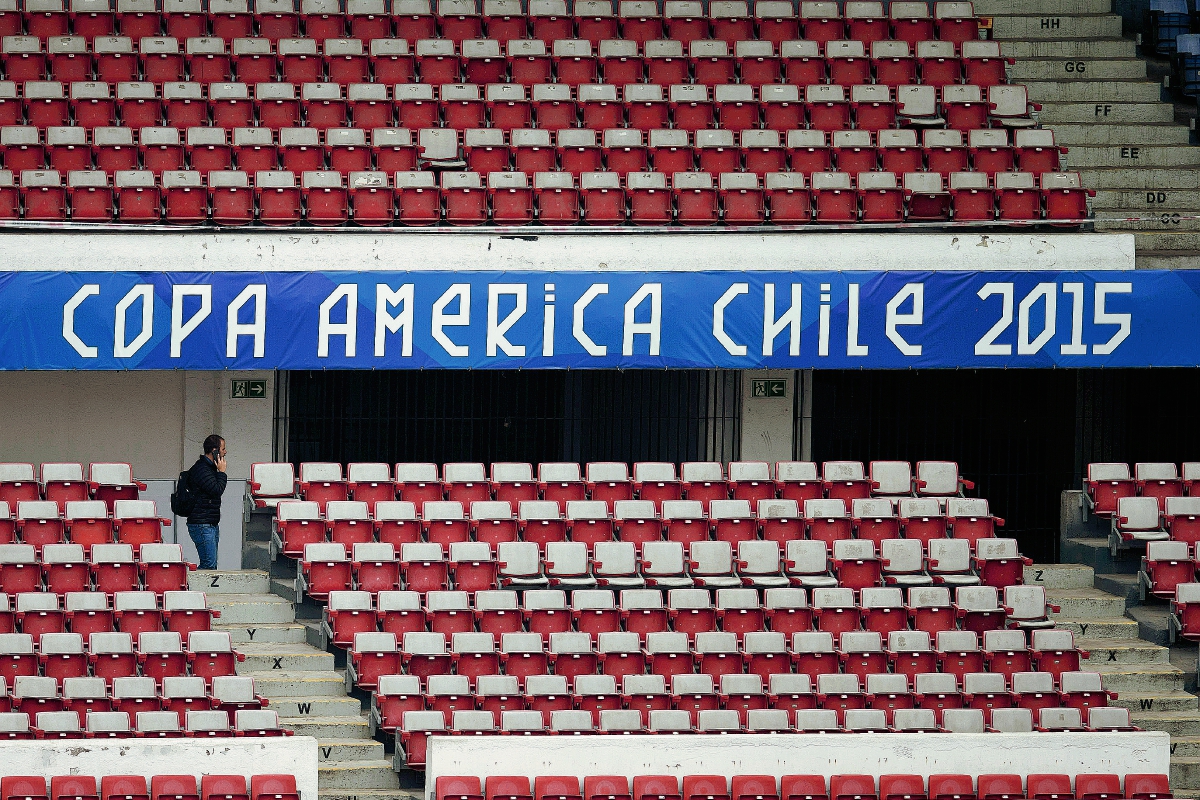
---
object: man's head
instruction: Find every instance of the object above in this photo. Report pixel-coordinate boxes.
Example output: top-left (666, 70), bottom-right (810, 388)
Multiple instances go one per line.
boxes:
top-left (203, 435), bottom-right (226, 460)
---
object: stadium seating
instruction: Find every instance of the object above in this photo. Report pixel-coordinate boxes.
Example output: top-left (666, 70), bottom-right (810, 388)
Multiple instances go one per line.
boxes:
top-left (263, 458), bottom-right (1106, 751)
top-left (0, 776), bottom-right (298, 800)
top-left (1085, 463), bottom-right (1200, 561)
top-left (0, 464), bottom-right (228, 720)
top-left (0, 0), bottom-right (1093, 226)
top-left (432, 775), bottom-right (1168, 800)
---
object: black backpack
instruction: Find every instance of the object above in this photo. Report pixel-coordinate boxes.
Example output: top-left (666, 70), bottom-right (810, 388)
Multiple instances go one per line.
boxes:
top-left (171, 469), bottom-right (197, 517)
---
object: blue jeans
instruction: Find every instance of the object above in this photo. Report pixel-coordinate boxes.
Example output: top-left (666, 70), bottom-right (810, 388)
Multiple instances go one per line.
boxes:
top-left (188, 523), bottom-right (220, 570)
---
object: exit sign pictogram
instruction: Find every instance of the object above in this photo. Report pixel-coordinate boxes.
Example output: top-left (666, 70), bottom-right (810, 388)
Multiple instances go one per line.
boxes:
top-left (231, 379), bottom-right (266, 399)
top-left (752, 379), bottom-right (786, 398)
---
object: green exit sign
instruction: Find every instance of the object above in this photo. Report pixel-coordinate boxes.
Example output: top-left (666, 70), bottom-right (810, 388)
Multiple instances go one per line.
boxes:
top-left (231, 379), bottom-right (267, 399)
top-left (752, 379), bottom-right (787, 398)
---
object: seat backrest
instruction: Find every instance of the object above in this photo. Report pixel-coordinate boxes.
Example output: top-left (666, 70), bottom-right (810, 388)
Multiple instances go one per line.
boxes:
top-left (641, 541), bottom-right (685, 574)
top-left (525, 589), bottom-right (569, 611)
top-left (691, 540), bottom-right (733, 573)
top-left (887, 629), bottom-right (930, 653)
top-left (975, 537), bottom-right (1019, 560)
top-left (860, 587), bottom-right (903, 609)
top-left (994, 171), bottom-right (1036, 192)
top-left (898, 497), bottom-right (943, 518)
top-left (1002, 585), bottom-right (1047, 619)
top-left (661, 500), bottom-right (704, 520)
top-left (1178, 583), bottom-right (1200, 603)
top-left (764, 587), bottom-right (808, 610)
top-left (759, 500), bottom-right (800, 521)
top-left (936, 630), bottom-right (979, 652)
top-left (804, 498), bottom-right (846, 518)
top-left (645, 630), bottom-right (689, 655)
top-left (716, 588), bottom-right (759, 611)
top-left (852, 498), bottom-right (894, 519)
top-left (613, 500), bottom-right (656, 520)
top-left (303, 542), bottom-right (347, 563)
top-left (328, 590), bottom-right (373, 612)
top-left (832, 538), bottom-right (875, 561)
top-left (941, 708), bottom-right (985, 733)
top-left (927, 539), bottom-right (970, 572)
top-left (398, 631), bottom-right (441, 655)
top-left (1038, 706), bottom-right (1082, 730)
top-left (982, 628), bottom-right (1027, 652)
top-left (326, 501), bottom-right (367, 525)
top-left (566, 500), bottom-right (609, 520)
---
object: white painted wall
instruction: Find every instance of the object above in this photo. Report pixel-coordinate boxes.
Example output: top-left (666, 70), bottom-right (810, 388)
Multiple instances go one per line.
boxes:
top-left (739, 370), bottom-right (796, 464)
top-left (0, 370), bottom-right (274, 569)
top-left (426, 732), bottom-right (1170, 800)
top-left (0, 371), bottom-right (187, 477)
top-left (0, 736), bottom-right (318, 800)
top-left (0, 233), bottom-right (1135, 271)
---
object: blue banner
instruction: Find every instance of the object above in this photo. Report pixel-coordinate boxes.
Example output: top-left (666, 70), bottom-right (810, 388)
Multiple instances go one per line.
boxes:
top-left (0, 270), bottom-right (1193, 370)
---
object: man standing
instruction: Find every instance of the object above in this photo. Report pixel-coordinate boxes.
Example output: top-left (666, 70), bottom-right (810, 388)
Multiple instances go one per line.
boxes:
top-left (187, 434), bottom-right (228, 570)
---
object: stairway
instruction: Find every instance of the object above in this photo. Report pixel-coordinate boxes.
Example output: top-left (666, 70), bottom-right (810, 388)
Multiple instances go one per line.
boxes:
top-left (189, 565), bottom-right (412, 800)
top-left (978, 0), bottom-right (1200, 266)
top-left (1034, 550), bottom-right (1200, 794)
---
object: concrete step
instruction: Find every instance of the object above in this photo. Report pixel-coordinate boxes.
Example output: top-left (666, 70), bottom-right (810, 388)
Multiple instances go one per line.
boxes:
top-left (1080, 168), bottom-right (1200, 190)
top-left (1093, 573), bottom-right (1141, 605)
top-left (1078, 637), bottom-right (1170, 665)
top-left (975, 0), bottom-right (1113, 14)
top-left (1046, 587), bottom-right (1127, 619)
top-left (1170, 645), bottom-right (1199, 692)
top-left (318, 762), bottom-right (402, 792)
top-left (1130, 710), bottom-right (1200, 736)
top-left (269, 695), bottom-right (363, 718)
top-left (280, 714), bottom-right (371, 739)
top-left (317, 739), bottom-right (386, 762)
top-left (1025, 80), bottom-right (1163, 103)
top-left (1065, 145), bottom-right (1200, 167)
top-left (1136, 250), bottom-right (1200, 267)
top-left (1001, 39), bottom-right (1138, 59)
top-left (237, 642), bottom-right (337, 673)
top-left (208, 593), bottom-right (295, 625)
top-left (1165, 736), bottom-right (1200, 757)
top-left (1095, 212), bottom-right (1200, 232)
top-left (217, 622), bottom-right (309, 644)
top-left (1009, 59), bottom-right (1148, 81)
top-left (1127, 604), bottom-right (1174, 647)
top-left (1061, 537), bottom-right (1141, 574)
top-left (188, 570), bottom-right (270, 595)
top-left (1113, 692), bottom-right (1200, 713)
top-left (272, 577), bottom-right (302, 605)
top-left (1038, 102), bottom-right (1176, 124)
top-left (1097, 663), bottom-right (1186, 693)
top-left (1025, 563), bottom-right (1095, 590)
top-left (1094, 189), bottom-right (1200, 208)
top-left (1170, 758), bottom-right (1200, 790)
top-left (991, 13), bottom-right (1123, 39)
top-left (1134, 231), bottom-right (1200, 250)
top-left (243, 541), bottom-right (272, 572)
top-left (319, 793), bottom-right (421, 800)
top-left (1053, 123), bottom-right (1192, 145)
top-left (1132, 251), bottom-right (1200, 267)
top-left (243, 670), bottom-right (350, 697)
top-left (1053, 617), bottom-right (1142, 639)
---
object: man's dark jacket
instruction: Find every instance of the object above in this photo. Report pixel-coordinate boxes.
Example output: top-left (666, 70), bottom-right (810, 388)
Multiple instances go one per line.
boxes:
top-left (186, 456), bottom-right (227, 525)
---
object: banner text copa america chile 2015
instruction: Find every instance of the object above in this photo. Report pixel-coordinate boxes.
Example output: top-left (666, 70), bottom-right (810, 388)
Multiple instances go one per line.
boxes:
top-left (0, 270), bottom-right (1194, 370)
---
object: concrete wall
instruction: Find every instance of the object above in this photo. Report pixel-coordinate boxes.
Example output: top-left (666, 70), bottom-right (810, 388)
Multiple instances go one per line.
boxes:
top-left (0, 233), bottom-right (1136, 272)
top-left (0, 371), bottom-right (187, 477)
top-left (426, 732), bottom-right (1170, 799)
top-left (0, 736), bottom-right (318, 800)
top-left (739, 370), bottom-right (796, 464)
top-left (0, 370), bottom-right (275, 568)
